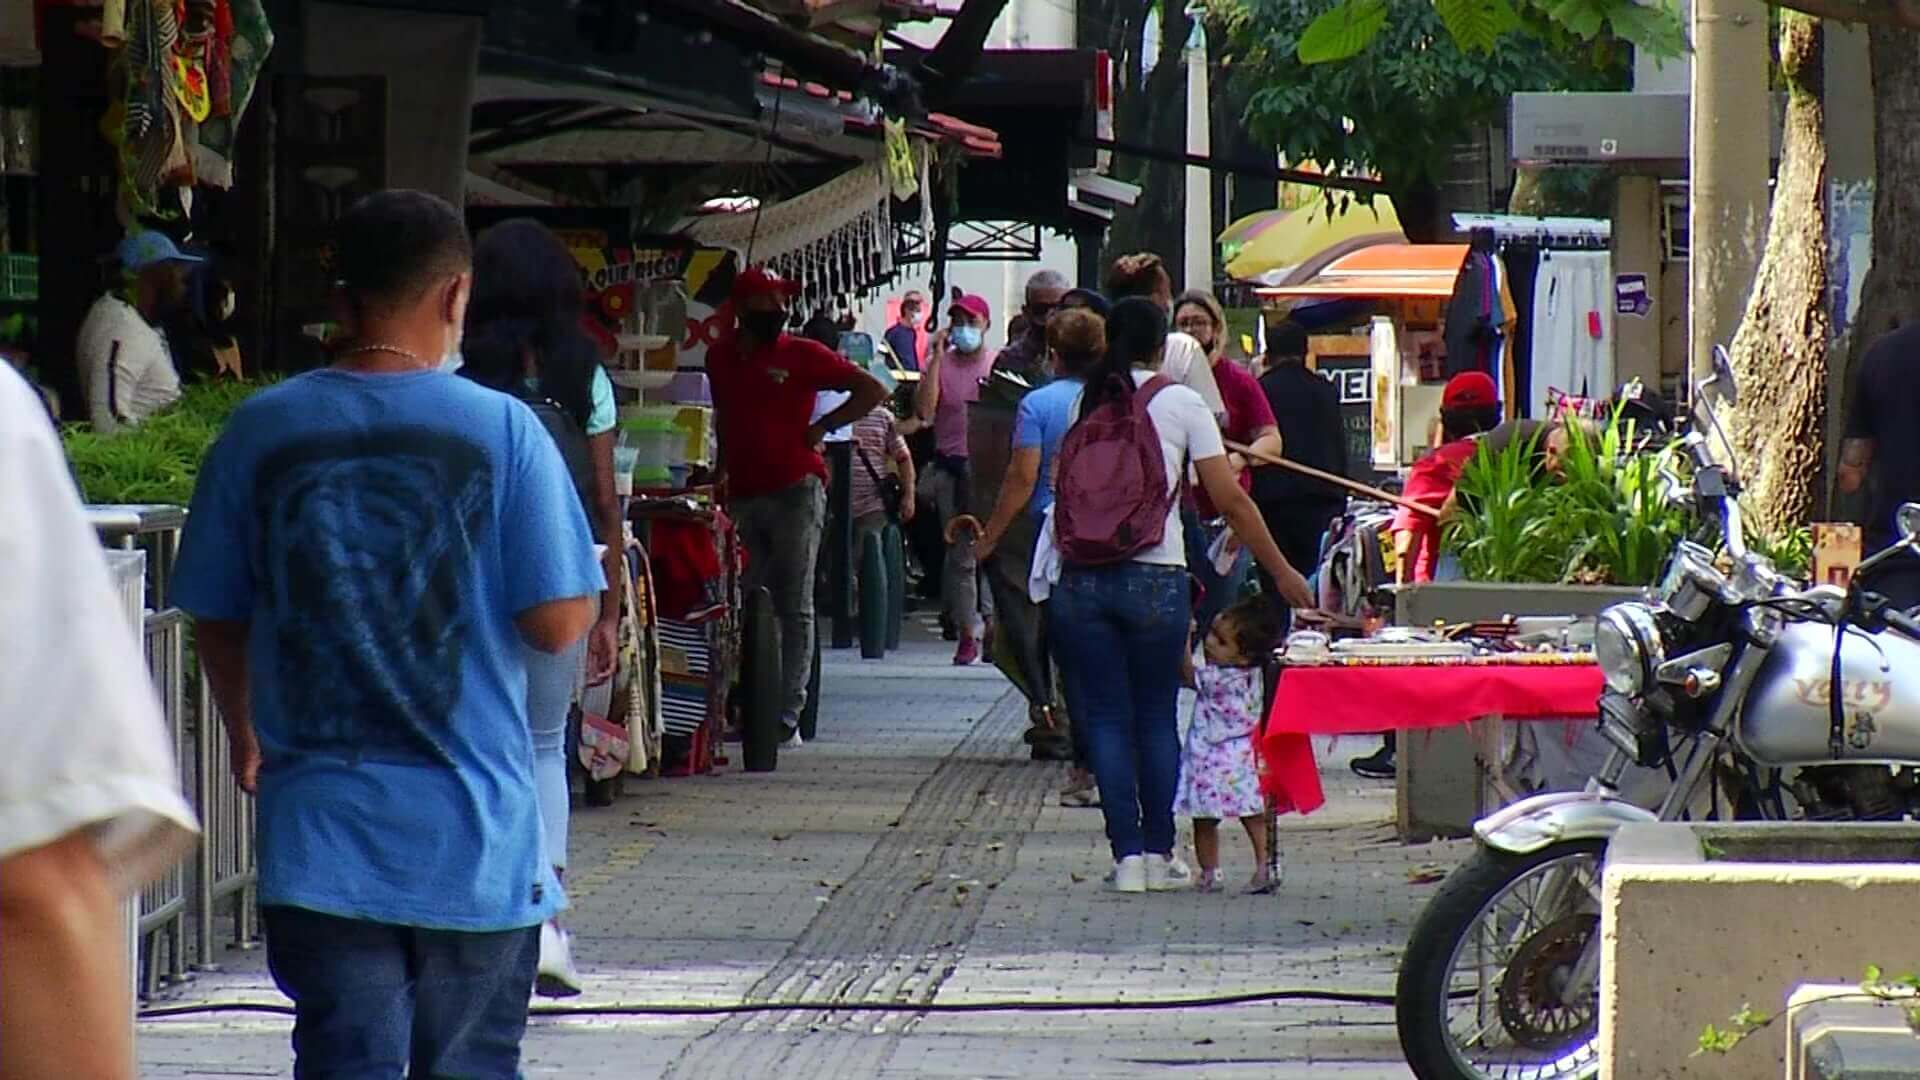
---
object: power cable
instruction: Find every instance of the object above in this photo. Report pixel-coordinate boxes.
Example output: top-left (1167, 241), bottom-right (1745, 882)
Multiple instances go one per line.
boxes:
top-left (139, 986), bottom-right (1399, 1022)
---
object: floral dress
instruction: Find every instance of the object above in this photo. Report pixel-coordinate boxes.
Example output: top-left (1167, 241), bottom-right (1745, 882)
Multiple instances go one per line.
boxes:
top-left (1174, 663), bottom-right (1267, 820)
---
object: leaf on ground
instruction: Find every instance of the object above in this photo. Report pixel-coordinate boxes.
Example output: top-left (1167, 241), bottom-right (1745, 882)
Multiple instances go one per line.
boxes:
top-left (772, 833), bottom-right (792, 842)
top-left (1296, 0), bottom-right (1388, 64)
top-left (1070, 872), bottom-right (1089, 884)
top-left (986, 842), bottom-right (1005, 853)
top-left (1408, 866), bottom-right (1449, 884)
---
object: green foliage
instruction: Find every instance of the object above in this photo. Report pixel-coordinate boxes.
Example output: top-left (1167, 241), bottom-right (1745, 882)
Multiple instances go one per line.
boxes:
top-left (1446, 412), bottom-right (1694, 586)
top-left (1748, 525), bottom-right (1812, 580)
top-left (1219, 0), bottom-right (1629, 203)
top-left (60, 378), bottom-right (270, 506)
top-left (1285, 0), bottom-right (1686, 64)
top-left (1697, 968), bottom-right (1920, 1057)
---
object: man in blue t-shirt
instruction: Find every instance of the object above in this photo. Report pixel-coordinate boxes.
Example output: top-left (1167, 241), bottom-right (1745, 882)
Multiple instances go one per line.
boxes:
top-left (884, 290), bottom-right (924, 372)
top-left (172, 191), bottom-right (604, 1077)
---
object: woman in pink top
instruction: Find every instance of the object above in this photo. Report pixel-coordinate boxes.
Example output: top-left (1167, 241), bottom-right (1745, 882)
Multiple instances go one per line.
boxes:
top-left (913, 293), bottom-right (998, 663)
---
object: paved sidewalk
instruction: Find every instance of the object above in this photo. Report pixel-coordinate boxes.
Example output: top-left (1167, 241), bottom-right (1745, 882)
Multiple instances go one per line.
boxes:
top-left (139, 630), bottom-right (1463, 1078)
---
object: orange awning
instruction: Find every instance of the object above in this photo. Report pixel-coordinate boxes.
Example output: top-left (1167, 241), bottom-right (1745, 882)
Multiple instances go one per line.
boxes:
top-left (1255, 244), bottom-right (1469, 301)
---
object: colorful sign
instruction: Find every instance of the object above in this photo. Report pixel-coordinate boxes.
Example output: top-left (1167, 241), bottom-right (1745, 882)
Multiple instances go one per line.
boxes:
top-left (1614, 273), bottom-right (1651, 318)
top-left (568, 242), bottom-right (739, 370)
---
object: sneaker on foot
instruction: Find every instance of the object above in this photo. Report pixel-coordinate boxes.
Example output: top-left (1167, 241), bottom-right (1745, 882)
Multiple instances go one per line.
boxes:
top-left (1147, 854), bottom-right (1194, 892)
top-left (1349, 747), bottom-right (1396, 780)
top-left (1059, 784), bottom-right (1100, 809)
top-left (1106, 854), bottom-right (1147, 893)
top-left (953, 637), bottom-right (980, 666)
top-left (535, 921), bottom-right (584, 998)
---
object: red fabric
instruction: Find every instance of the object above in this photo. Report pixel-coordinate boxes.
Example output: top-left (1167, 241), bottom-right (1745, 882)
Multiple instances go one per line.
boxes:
top-left (1195, 357), bottom-right (1278, 519)
top-left (647, 518), bottom-right (722, 621)
top-left (731, 266), bottom-right (801, 303)
top-left (708, 334), bottom-right (861, 500)
top-left (1391, 439), bottom-right (1476, 582)
top-left (1443, 371), bottom-right (1498, 410)
top-left (1256, 663), bottom-right (1605, 807)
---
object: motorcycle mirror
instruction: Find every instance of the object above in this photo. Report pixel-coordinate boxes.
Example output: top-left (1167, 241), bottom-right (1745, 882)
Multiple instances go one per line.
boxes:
top-left (1706, 345), bottom-right (1740, 407)
top-left (1901, 503), bottom-right (1920, 548)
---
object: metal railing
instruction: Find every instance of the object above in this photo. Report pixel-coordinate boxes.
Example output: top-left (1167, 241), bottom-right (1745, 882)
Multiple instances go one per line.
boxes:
top-left (138, 608), bottom-right (192, 994)
top-left (101, 507), bottom-right (259, 994)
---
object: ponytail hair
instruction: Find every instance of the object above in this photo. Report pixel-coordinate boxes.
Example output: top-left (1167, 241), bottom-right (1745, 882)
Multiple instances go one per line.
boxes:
top-left (1082, 297), bottom-right (1167, 413)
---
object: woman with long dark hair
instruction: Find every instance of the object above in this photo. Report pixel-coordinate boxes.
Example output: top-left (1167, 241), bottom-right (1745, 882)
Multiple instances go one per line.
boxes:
top-left (457, 219), bottom-right (622, 995)
top-left (1050, 298), bottom-right (1313, 894)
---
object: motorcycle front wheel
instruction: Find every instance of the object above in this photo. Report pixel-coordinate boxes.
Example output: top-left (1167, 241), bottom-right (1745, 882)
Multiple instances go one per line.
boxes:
top-left (1396, 840), bottom-right (1606, 1080)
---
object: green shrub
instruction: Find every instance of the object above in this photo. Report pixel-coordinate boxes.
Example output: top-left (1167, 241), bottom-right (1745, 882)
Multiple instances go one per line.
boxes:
top-left (1446, 410), bottom-right (1694, 587)
top-left (60, 378), bottom-right (271, 506)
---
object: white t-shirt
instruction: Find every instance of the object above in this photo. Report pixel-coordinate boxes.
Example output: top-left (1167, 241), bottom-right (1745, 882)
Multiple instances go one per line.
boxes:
top-left (1071, 369), bottom-right (1226, 567)
top-left (1162, 331), bottom-right (1226, 419)
top-left (76, 294), bottom-right (182, 433)
top-left (0, 366), bottom-right (198, 891)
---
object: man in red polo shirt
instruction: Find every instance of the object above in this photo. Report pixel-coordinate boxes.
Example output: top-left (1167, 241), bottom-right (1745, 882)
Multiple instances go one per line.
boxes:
top-left (709, 268), bottom-right (888, 746)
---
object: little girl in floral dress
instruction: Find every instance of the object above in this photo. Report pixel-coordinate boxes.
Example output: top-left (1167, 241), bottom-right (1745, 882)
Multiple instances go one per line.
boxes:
top-left (1175, 597), bottom-right (1284, 893)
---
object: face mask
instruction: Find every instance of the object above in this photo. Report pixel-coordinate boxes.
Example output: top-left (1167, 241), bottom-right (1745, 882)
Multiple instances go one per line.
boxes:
top-left (741, 310), bottom-right (787, 340)
top-left (951, 325), bottom-right (984, 353)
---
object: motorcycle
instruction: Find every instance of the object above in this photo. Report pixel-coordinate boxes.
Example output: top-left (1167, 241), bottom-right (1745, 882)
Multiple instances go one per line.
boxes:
top-left (1394, 348), bottom-right (1920, 1080)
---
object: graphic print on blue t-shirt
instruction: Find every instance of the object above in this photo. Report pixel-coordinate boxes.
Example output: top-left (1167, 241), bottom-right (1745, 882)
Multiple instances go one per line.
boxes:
top-left (255, 427), bottom-right (491, 765)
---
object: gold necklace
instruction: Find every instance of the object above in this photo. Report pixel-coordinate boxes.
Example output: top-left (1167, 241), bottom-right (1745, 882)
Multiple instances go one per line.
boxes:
top-left (335, 343), bottom-right (426, 370)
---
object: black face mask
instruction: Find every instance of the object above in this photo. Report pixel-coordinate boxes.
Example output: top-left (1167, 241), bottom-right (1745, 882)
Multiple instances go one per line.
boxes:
top-left (741, 310), bottom-right (787, 341)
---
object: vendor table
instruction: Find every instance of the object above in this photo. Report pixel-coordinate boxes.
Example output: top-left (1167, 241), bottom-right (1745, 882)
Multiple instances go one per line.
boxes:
top-left (1258, 656), bottom-right (1605, 839)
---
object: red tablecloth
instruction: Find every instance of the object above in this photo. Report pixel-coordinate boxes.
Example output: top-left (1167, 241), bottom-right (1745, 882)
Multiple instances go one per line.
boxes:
top-left (1257, 663), bottom-right (1604, 817)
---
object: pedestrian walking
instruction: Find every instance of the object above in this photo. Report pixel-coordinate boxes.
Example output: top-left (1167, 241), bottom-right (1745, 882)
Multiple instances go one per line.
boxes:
top-left (452, 218), bottom-right (627, 997)
top-left (1046, 298), bottom-right (1312, 895)
top-left (993, 268), bottom-right (1071, 385)
top-left (0, 363), bottom-right (199, 1080)
top-left (849, 402), bottom-right (917, 580)
top-left (972, 306), bottom-right (1108, 771)
top-left (1174, 290), bottom-right (1283, 632)
top-left (885, 290), bottom-right (924, 372)
top-left (1252, 319), bottom-right (1347, 604)
top-left (709, 268), bottom-right (889, 745)
top-left (915, 293), bottom-right (997, 665)
top-left (1102, 253), bottom-right (1225, 418)
top-left (1175, 597), bottom-right (1285, 893)
top-left (170, 190), bottom-right (608, 1077)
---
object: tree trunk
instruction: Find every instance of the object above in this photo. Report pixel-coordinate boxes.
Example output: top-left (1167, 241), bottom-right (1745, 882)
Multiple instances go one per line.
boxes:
top-left (1727, 11), bottom-right (1831, 540)
top-left (1389, 175), bottom-right (1443, 243)
top-left (1080, 0), bottom-right (1191, 278)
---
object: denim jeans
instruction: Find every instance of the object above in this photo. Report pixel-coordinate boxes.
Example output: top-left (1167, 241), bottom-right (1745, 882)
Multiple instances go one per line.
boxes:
top-left (263, 906), bottom-right (539, 1079)
top-left (733, 475), bottom-right (827, 717)
top-left (524, 638), bottom-right (584, 872)
top-left (1050, 563), bottom-right (1189, 859)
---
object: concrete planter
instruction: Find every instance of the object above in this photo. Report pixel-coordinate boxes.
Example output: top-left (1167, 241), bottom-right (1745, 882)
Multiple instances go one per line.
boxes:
top-left (1601, 822), bottom-right (1920, 1080)
top-left (1391, 582), bottom-right (1642, 840)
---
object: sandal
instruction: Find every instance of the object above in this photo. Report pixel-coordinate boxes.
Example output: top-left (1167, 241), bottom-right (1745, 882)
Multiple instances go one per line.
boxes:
top-left (1195, 868), bottom-right (1225, 893)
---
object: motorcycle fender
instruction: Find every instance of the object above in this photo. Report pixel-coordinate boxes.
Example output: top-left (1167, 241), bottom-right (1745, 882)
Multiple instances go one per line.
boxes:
top-left (1473, 791), bottom-right (1659, 856)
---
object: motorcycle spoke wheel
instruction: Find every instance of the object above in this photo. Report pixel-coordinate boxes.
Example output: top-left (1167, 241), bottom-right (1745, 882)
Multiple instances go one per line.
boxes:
top-left (1442, 850), bottom-right (1602, 1079)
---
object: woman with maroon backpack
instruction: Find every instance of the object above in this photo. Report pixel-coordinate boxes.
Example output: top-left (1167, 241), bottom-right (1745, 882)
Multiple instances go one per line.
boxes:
top-left (1049, 298), bottom-right (1313, 894)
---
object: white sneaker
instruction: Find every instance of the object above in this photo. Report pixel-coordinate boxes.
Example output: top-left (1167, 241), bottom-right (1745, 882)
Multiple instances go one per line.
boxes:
top-left (1147, 854), bottom-right (1194, 892)
top-left (782, 728), bottom-right (805, 749)
top-left (1106, 855), bottom-right (1147, 893)
top-left (535, 920), bottom-right (583, 998)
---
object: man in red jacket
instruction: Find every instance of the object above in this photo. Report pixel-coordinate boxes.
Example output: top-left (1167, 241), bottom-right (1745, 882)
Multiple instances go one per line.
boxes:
top-left (709, 268), bottom-right (888, 746)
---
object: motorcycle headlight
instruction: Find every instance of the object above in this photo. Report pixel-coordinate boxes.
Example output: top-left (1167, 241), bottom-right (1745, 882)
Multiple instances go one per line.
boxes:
top-left (1596, 603), bottom-right (1665, 696)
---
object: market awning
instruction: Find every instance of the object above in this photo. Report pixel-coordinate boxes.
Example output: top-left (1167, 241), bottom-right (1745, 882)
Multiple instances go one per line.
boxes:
top-left (1221, 199), bottom-right (1405, 286)
top-left (1255, 244), bottom-right (1470, 302)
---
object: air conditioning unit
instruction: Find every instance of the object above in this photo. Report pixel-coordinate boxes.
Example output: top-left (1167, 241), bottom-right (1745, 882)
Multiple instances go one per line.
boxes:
top-left (1509, 92), bottom-right (1784, 170)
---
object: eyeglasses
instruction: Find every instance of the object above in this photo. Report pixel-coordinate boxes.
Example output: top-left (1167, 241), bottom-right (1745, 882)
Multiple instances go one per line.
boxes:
top-left (1026, 302), bottom-right (1058, 322)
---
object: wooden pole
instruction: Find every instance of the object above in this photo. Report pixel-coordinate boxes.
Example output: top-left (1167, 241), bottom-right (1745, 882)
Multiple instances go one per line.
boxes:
top-left (1224, 440), bottom-right (1441, 519)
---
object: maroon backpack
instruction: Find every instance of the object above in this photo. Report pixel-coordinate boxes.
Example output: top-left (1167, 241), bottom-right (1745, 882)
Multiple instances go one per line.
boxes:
top-left (1055, 374), bottom-right (1176, 566)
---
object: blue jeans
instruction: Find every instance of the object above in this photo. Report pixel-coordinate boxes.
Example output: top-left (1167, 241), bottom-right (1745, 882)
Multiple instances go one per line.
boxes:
top-left (263, 906), bottom-right (539, 1079)
top-left (525, 639), bottom-right (585, 872)
top-left (1050, 563), bottom-right (1189, 860)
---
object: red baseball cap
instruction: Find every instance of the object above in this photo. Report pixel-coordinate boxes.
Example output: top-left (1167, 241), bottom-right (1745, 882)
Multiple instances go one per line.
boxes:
top-left (949, 294), bottom-right (991, 323)
top-left (1442, 371), bottom-right (1499, 410)
top-left (731, 266), bottom-right (801, 303)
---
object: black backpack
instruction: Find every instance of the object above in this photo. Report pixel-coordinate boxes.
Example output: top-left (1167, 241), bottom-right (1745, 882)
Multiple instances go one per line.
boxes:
top-left (519, 392), bottom-right (602, 544)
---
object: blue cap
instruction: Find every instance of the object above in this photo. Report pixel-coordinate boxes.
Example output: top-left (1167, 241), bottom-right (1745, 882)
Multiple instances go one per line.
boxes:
top-left (117, 231), bottom-right (204, 272)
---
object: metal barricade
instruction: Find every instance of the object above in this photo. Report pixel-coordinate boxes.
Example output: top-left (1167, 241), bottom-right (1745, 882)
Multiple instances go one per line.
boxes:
top-left (138, 608), bottom-right (192, 993)
top-left (94, 505), bottom-right (260, 989)
top-left (193, 670), bottom-right (257, 969)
